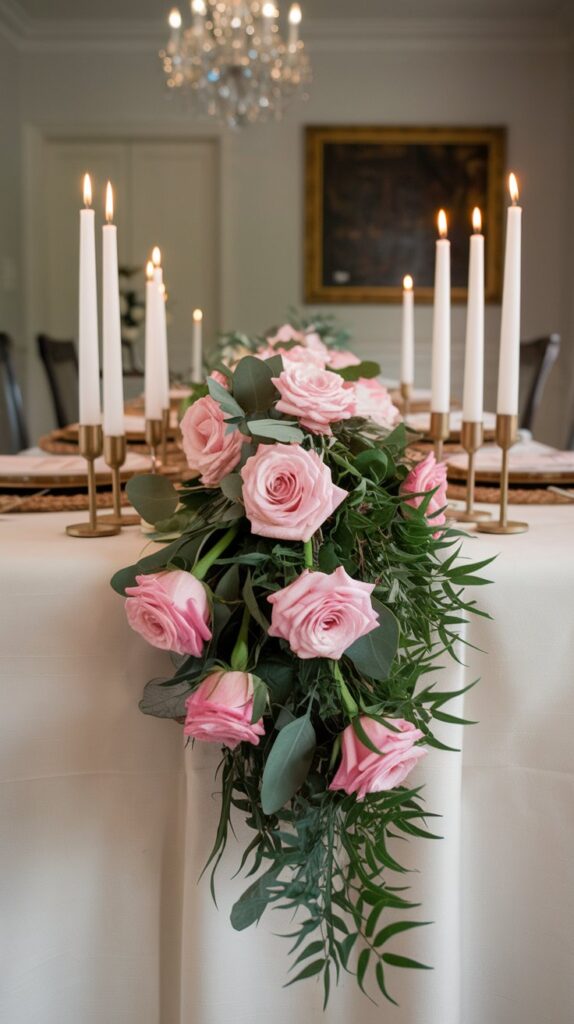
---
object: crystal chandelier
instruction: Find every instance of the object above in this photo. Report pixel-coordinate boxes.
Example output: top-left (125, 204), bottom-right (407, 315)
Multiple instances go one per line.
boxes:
top-left (160, 1), bottom-right (312, 128)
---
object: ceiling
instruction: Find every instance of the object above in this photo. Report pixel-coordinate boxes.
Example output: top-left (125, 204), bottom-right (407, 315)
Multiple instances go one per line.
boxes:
top-left (12, 0), bottom-right (573, 21)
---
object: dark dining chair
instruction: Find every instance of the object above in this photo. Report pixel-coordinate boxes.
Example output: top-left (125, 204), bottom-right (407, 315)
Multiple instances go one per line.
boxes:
top-left (519, 334), bottom-right (560, 434)
top-left (0, 333), bottom-right (29, 453)
top-left (37, 334), bottom-right (79, 428)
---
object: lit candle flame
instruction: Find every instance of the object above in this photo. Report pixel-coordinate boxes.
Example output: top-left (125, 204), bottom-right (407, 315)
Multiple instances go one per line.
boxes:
top-left (105, 182), bottom-right (114, 224)
top-left (403, 274), bottom-right (413, 291)
top-left (193, 308), bottom-right (203, 322)
top-left (437, 209), bottom-right (448, 239)
top-left (152, 246), bottom-right (161, 268)
top-left (289, 3), bottom-right (302, 25)
top-left (146, 260), bottom-right (154, 281)
top-left (472, 207), bottom-right (482, 233)
top-left (83, 173), bottom-right (92, 208)
top-left (168, 8), bottom-right (182, 29)
top-left (191, 0), bottom-right (206, 13)
top-left (509, 172), bottom-right (519, 205)
top-left (262, 2), bottom-right (277, 17)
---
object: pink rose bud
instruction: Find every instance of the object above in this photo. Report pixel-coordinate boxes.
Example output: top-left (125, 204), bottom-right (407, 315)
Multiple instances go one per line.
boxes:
top-left (272, 365), bottom-right (355, 435)
top-left (304, 331), bottom-right (329, 356)
top-left (180, 394), bottom-right (249, 487)
top-left (353, 378), bottom-right (401, 429)
top-left (257, 344), bottom-right (327, 370)
top-left (125, 570), bottom-right (212, 657)
top-left (266, 324), bottom-right (305, 346)
top-left (209, 370), bottom-right (230, 390)
top-left (240, 443), bottom-right (347, 542)
top-left (330, 717), bottom-right (427, 800)
top-left (268, 566), bottom-right (379, 660)
top-left (184, 670), bottom-right (265, 749)
top-left (327, 349), bottom-right (361, 370)
top-left (400, 452), bottom-right (448, 533)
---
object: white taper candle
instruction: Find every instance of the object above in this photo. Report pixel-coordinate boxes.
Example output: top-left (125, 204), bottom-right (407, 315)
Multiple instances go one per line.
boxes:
top-left (496, 173), bottom-right (522, 416)
top-left (400, 275), bottom-right (414, 386)
top-left (78, 174), bottom-right (101, 426)
top-left (192, 308), bottom-right (203, 383)
top-left (462, 208), bottom-right (485, 423)
top-left (431, 210), bottom-right (451, 414)
top-left (144, 260), bottom-right (163, 422)
top-left (102, 183), bottom-right (125, 437)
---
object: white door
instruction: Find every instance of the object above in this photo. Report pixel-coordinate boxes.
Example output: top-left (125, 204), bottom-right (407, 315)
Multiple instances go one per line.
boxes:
top-left (34, 137), bottom-right (219, 436)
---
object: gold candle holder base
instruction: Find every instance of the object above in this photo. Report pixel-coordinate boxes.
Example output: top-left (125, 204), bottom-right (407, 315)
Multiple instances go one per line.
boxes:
top-left (161, 407), bottom-right (170, 467)
top-left (429, 411), bottom-right (450, 463)
top-left (100, 434), bottom-right (141, 527)
top-left (400, 382), bottom-right (412, 424)
top-left (476, 414), bottom-right (528, 535)
top-left (66, 424), bottom-right (120, 539)
top-left (146, 418), bottom-right (163, 474)
top-left (451, 421), bottom-right (491, 524)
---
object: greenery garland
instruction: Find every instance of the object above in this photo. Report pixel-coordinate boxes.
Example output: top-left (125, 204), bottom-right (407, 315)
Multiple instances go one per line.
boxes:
top-left (112, 351), bottom-right (490, 1006)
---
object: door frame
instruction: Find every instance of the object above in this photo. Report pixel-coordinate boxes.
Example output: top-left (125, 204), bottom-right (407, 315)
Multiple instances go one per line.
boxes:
top-left (22, 121), bottom-right (231, 434)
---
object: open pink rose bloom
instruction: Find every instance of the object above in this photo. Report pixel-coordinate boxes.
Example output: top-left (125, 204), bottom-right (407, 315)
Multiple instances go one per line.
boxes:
top-left (268, 566), bottom-right (379, 660)
top-left (125, 570), bottom-right (212, 657)
top-left (184, 670), bottom-right (265, 749)
top-left (180, 394), bottom-right (248, 486)
top-left (330, 717), bottom-right (427, 799)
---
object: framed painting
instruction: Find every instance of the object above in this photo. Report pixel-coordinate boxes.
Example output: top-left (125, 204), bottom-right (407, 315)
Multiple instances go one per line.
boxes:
top-left (304, 125), bottom-right (506, 304)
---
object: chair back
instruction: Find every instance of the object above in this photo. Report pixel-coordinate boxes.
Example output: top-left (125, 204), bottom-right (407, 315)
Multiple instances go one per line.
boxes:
top-left (0, 333), bottom-right (29, 453)
top-left (519, 334), bottom-right (560, 433)
top-left (37, 334), bottom-right (79, 428)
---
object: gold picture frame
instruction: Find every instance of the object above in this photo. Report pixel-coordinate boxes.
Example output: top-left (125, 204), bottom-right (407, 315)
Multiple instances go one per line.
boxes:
top-left (304, 125), bottom-right (506, 304)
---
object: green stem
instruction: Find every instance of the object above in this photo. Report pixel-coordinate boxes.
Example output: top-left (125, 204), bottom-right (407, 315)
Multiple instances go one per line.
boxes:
top-left (303, 538), bottom-right (314, 569)
top-left (332, 661), bottom-right (358, 717)
top-left (193, 524), bottom-right (239, 582)
top-left (230, 605), bottom-right (250, 672)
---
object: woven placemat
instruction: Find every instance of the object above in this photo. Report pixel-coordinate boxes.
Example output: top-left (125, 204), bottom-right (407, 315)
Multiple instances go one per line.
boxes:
top-left (447, 482), bottom-right (574, 506)
top-left (38, 431), bottom-right (183, 457)
top-left (0, 488), bottom-right (139, 515)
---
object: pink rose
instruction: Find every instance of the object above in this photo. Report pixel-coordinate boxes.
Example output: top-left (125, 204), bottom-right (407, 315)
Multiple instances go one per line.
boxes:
top-left (125, 570), bottom-right (211, 656)
top-left (400, 452), bottom-right (448, 532)
top-left (240, 443), bottom-right (347, 542)
top-left (330, 717), bottom-right (427, 800)
top-left (272, 365), bottom-right (355, 435)
top-left (184, 670), bottom-right (265, 749)
top-left (353, 378), bottom-right (401, 429)
top-left (328, 349), bottom-right (361, 370)
top-left (180, 394), bottom-right (249, 487)
top-left (268, 566), bottom-right (379, 660)
top-left (304, 331), bottom-right (329, 356)
top-left (209, 369), bottom-right (230, 389)
top-left (266, 324), bottom-right (305, 346)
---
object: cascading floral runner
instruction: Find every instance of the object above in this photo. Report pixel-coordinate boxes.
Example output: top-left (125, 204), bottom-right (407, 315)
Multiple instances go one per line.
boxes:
top-left (112, 324), bottom-right (490, 1006)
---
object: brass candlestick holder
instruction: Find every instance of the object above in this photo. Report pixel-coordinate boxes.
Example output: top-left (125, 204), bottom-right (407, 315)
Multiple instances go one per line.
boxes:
top-left (400, 382), bottom-right (412, 424)
top-left (476, 414), bottom-right (528, 535)
top-left (66, 424), bottom-right (120, 538)
top-left (146, 418), bottom-right (163, 474)
top-left (454, 421), bottom-right (491, 523)
top-left (429, 411), bottom-right (450, 463)
top-left (101, 434), bottom-right (141, 527)
top-left (161, 407), bottom-right (170, 467)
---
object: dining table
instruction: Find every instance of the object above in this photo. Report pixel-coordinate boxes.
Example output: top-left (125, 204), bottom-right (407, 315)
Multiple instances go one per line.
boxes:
top-left (0, 503), bottom-right (572, 1024)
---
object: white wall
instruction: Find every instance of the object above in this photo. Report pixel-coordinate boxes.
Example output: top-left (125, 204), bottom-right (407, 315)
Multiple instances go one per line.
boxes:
top-left (13, 28), bottom-right (574, 443)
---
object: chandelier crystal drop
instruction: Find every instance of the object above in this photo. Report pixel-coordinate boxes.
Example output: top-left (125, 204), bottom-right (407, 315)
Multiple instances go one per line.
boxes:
top-left (160, 1), bottom-right (312, 128)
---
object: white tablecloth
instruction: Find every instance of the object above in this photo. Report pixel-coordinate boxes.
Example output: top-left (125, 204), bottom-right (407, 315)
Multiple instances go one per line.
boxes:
top-left (0, 507), bottom-right (573, 1024)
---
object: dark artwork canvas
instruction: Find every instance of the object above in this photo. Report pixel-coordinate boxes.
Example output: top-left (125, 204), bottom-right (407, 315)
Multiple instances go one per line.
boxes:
top-left (305, 126), bottom-right (506, 304)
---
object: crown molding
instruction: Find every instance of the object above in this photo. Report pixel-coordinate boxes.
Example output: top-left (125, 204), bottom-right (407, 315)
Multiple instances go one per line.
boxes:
top-left (0, 1), bottom-right (571, 54)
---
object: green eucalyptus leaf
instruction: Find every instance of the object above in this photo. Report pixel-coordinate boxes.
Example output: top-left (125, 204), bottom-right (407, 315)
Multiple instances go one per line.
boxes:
top-left (207, 376), bottom-right (245, 419)
top-left (219, 473), bottom-right (244, 504)
top-left (261, 715), bottom-right (316, 814)
top-left (250, 675), bottom-right (268, 724)
top-left (345, 598), bottom-right (400, 682)
top-left (230, 869), bottom-right (279, 930)
top-left (246, 418), bottom-right (304, 443)
top-left (232, 356), bottom-right (278, 413)
top-left (110, 536), bottom-right (186, 595)
top-left (139, 677), bottom-right (193, 719)
top-left (242, 573), bottom-right (270, 631)
top-left (334, 360), bottom-right (380, 382)
top-left (126, 474), bottom-right (179, 525)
